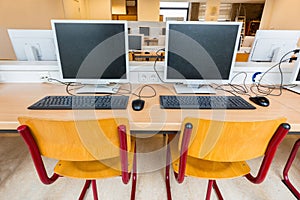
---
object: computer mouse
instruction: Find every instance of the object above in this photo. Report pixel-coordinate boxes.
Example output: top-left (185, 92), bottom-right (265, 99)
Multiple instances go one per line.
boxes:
top-left (249, 96), bottom-right (270, 107)
top-left (132, 99), bottom-right (145, 111)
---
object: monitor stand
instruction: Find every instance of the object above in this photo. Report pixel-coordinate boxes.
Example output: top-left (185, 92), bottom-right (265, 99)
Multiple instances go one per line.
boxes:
top-left (76, 84), bottom-right (119, 94)
top-left (174, 84), bottom-right (216, 94)
top-left (284, 85), bottom-right (300, 94)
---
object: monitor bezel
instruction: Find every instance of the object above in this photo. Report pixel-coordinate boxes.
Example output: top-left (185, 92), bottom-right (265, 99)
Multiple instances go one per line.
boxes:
top-left (7, 29), bottom-right (57, 61)
top-left (51, 19), bottom-right (129, 84)
top-left (163, 21), bottom-right (242, 85)
top-left (289, 58), bottom-right (300, 84)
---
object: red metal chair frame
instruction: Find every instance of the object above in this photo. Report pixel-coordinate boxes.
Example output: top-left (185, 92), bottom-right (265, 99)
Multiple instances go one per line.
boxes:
top-left (17, 124), bottom-right (137, 200)
top-left (165, 122), bottom-right (290, 200)
top-left (282, 138), bottom-right (300, 199)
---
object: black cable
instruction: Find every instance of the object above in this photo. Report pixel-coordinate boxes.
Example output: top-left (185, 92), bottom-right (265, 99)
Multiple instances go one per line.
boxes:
top-left (252, 49), bottom-right (296, 96)
top-left (132, 84), bottom-right (157, 99)
top-left (153, 48), bottom-right (166, 83)
top-left (228, 71), bottom-right (249, 95)
top-left (211, 72), bottom-right (251, 97)
top-left (48, 78), bottom-right (83, 96)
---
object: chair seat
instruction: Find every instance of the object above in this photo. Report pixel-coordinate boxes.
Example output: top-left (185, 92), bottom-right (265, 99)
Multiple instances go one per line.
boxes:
top-left (55, 158), bottom-right (121, 179)
top-left (55, 139), bottom-right (135, 179)
top-left (172, 156), bottom-right (251, 179)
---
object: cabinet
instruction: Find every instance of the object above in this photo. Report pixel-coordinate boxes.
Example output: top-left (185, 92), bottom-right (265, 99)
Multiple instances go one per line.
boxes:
top-left (112, 0), bottom-right (137, 21)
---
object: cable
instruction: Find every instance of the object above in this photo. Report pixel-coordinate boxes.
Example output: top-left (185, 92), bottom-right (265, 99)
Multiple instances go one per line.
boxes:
top-left (153, 48), bottom-right (166, 83)
top-left (132, 84), bottom-right (157, 99)
top-left (251, 49), bottom-right (298, 97)
top-left (112, 82), bottom-right (132, 96)
top-left (211, 72), bottom-right (251, 96)
top-left (48, 78), bottom-right (83, 96)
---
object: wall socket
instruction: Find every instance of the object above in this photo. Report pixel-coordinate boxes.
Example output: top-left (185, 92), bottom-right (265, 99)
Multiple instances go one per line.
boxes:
top-left (138, 72), bottom-right (159, 83)
top-left (40, 72), bottom-right (50, 82)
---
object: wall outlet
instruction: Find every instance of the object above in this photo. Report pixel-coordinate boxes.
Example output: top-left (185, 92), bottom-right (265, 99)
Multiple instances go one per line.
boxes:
top-left (138, 72), bottom-right (159, 83)
top-left (40, 72), bottom-right (50, 82)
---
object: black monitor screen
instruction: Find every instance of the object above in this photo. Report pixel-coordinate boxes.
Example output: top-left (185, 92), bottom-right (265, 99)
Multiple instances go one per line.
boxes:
top-left (296, 68), bottom-right (300, 82)
top-left (52, 21), bottom-right (128, 81)
top-left (165, 22), bottom-right (241, 82)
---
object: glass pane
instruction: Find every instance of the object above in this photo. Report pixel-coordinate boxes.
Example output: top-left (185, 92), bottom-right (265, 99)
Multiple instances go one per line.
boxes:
top-left (160, 9), bottom-right (188, 21)
top-left (160, 2), bottom-right (189, 8)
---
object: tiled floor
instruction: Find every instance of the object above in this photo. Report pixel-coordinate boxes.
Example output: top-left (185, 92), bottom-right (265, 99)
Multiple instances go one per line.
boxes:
top-left (0, 134), bottom-right (299, 200)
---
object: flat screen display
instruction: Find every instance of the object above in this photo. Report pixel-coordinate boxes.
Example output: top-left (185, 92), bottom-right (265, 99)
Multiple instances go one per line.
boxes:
top-left (51, 20), bottom-right (129, 84)
top-left (164, 21), bottom-right (241, 84)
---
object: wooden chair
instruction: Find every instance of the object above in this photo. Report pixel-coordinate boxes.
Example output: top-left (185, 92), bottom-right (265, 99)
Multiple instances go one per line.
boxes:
top-left (17, 117), bottom-right (137, 200)
top-left (165, 117), bottom-right (290, 200)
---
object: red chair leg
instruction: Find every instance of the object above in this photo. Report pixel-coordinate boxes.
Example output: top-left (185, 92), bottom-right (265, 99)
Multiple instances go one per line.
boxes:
top-left (165, 144), bottom-right (172, 200)
top-left (91, 180), bottom-right (98, 200)
top-left (206, 180), bottom-right (214, 200)
top-left (212, 180), bottom-right (224, 200)
top-left (282, 138), bottom-right (300, 199)
top-left (131, 145), bottom-right (137, 200)
top-left (79, 180), bottom-right (91, 200)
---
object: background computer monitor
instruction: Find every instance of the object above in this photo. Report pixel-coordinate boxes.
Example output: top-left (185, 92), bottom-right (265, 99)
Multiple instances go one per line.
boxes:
top-left (164, 21), bottom-right (242, 94)
top-left (51, 20), bottom-right (129, 93)
top-left (139, 27), bottom-right (150, 36)
top-left (285, 58), bottom-right (300, 93)
top-left (248, 30), bottom-right (300, 62)
top-left (162, 27), bottom-right (166, 35)
top-left (128, 34), bottom-right (143, 51)
top-left (7, 29), bottom-right (56, 61)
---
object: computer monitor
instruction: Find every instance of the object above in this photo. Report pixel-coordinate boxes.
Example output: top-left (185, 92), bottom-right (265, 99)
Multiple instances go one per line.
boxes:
top-left (285, 58), bottom-right (300, 94)
top-left (162, 27), bottom-right (166, 35)
top-left (7, 29), bottom-right (57, 61)
top-left (249, 30), bottom-right (300, 62)
top-left (139, 27), bottom-right (150, 36)
top-left (128, 34), bottom-right (143, 51)
top-left (51, 20), bottom-right (129, 94)
top-left (164, 21), bottom-right (242, 94)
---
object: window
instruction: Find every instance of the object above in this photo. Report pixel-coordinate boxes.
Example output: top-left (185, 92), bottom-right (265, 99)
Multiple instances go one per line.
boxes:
top-left (198, 3), bottom-right (232, 21)
top-left (160, 2), bottom-right (189, 21)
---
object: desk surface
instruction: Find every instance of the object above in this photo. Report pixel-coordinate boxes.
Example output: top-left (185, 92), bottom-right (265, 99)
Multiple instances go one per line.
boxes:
top-left (0, 83), bottom-right (299, 132)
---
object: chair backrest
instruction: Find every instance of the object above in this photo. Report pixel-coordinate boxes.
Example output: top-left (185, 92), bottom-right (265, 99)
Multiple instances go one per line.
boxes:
top-left (178, 117), bottom-right (287, 162)
top-left (18, 117), bottom-right (131, 161)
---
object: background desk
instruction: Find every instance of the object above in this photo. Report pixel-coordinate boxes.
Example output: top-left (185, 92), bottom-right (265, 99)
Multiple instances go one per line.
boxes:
top-left (0, 83), bottom-right (300, 132)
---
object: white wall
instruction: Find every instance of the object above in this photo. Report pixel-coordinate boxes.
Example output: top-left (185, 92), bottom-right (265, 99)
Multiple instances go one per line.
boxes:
top-left (0, 61), bottom-right (295, 85)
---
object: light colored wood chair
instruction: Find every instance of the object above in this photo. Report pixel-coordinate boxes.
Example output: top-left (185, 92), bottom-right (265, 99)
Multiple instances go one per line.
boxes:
top-left (165, 117), bottom-right (290, 200)
top-left (17, 117), bottom-right (137, 200)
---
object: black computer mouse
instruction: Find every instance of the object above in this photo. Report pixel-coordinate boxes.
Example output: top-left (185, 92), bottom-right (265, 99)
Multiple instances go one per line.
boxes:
top-left (249, 96), bottom-right (270, 107)
top-left (132, 99), bottom-right (145, 111)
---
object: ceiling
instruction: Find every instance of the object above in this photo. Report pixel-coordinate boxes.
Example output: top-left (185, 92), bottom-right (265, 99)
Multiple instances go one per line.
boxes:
top-left (160, 0), bottom-right (265, 3)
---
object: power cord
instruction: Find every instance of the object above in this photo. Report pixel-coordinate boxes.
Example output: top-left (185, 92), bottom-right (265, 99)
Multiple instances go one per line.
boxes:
top-left (47, 78), bottom-right (83, 96)
top-left (211, 72), bottom-right (250, 96)
top-left (153, 48), bottom-right (166, 83)
top-left (251, 48), bottom-right (299, 96)
top-left (132, 84), bottom-right (157, 99)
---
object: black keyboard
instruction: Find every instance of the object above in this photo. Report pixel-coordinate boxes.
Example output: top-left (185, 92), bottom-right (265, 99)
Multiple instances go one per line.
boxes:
top-left (160, 95), bottom-right (256, 109)
top-left (28, 96), bottom-right (129, 110)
